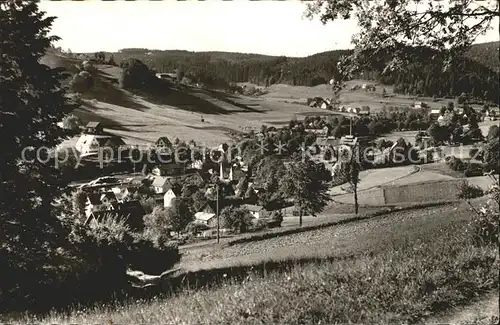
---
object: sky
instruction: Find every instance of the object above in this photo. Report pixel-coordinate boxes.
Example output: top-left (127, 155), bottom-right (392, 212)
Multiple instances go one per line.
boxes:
top-left (39, 1), bottom-right (499, 58)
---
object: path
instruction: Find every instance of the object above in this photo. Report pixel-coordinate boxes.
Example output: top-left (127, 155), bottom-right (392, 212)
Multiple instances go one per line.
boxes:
top-left (423, 291), bottom-right (499, 325)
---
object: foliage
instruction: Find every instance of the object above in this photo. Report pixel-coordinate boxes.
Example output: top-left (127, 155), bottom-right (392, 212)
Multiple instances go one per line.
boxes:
top-left (22, 207), bottom-right (498, 324)
top-left (220, 206), bottom-right (254, 233)
top-left (456, 180), bottom-right (484, 200)
top-left (185, 222), bottom-right (210, 236)
top-left (143, 206), bottom-right (172, 244)
top-left (252, 155), bottom-right (287, 209)
top-left (62, 114), bottom-right (82, 130)
top-left (0, 0), bottom-right (81, 310)
top-left (467, 175), bottom-right (499, 245)
top-left (119, 58), bottom-right (169, 96)
top-left (281, 155), bottom-right (332, 225)
top-left (166, 197), bottom-right (194, 235)
top-left (445, 156), bottom-right (466, 172)
top-left (69, 70), bottom-right (94, 93)
top-left (484, 125), bottom-right (499, 172)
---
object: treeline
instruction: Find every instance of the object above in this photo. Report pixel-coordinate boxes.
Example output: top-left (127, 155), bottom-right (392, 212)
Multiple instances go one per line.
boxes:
top-left (108, 42), bottom-right (499, 102)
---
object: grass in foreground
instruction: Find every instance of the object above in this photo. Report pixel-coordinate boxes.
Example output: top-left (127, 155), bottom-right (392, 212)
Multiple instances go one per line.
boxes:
top-left (16, 218), bottom-right (498, 325)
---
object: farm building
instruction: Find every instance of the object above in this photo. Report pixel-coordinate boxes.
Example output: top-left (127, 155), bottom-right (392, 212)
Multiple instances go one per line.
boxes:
top-left (429, 109), bottom-right (441, 120)
top-left (241, 204), bottom-right (269, 219)
top-left (155, 137), bottom-right (174, 152)
top-left (84, 192), bottom-right (118, 217)
top-left (75, 134), bottom-right (125, 157)
top-left (194, 201), bottom-right (220, 227)
top-left (84, 121), bottom-right (104, 134)
top-left (84, 200), bottom-right (145, 231)
top-left (152, 176), bottom-right (171, 194)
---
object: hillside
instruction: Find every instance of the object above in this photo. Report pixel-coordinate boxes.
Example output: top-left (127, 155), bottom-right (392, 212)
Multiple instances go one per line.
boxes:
top-left (74, 42), bottom-right (500, 103)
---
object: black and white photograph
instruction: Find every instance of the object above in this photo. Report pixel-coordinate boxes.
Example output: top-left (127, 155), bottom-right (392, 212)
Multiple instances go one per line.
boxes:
top-left (0, 0), bottom-right (499, 323)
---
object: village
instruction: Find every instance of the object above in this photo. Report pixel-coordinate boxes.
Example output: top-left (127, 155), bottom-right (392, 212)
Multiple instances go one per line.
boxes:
top-left (64, 88), bottom-right (498, 243)
top-left (2, 1), bottom-right (499, 323)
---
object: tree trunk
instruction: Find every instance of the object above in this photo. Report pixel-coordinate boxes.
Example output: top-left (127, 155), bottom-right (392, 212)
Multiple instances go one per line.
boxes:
top-left (299, 207), bottom-right (303, 227)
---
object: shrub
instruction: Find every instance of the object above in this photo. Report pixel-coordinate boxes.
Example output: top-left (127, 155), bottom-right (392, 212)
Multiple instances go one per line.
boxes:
top-left (456, 180), bottom-right (484, 200)
top-left (185, 222), bottom-right (210, 236)
top-left (467, 177), bottom-right (499, 245)
top-left (85, 213), bottom-right (180, 275)
top-left (220, 206), bottom-right (254, 233)
top-left (446, 156), bottom-right (465, 171)
top-left (252, 219), bottom-right (268, 232)
top-left (62, 114), bottom-right (82, 131)
top-left (463, 162), bottom-right (484, 177)
top-left (69, 71), bottom-right (94, 93)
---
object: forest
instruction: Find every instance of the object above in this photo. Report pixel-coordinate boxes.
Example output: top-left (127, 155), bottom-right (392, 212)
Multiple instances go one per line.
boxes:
top-left (96, 41), bottom-right (499, 103)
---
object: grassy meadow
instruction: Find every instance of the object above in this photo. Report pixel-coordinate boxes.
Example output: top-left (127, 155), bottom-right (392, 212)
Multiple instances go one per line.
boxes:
top-left (5, 200), bottom-right (497, 325)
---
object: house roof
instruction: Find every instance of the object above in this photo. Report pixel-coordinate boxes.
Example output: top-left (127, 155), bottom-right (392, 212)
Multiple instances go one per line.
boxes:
top-left (195, 212), bottom-right (216, 221)
top-left (316, 137), bottom-right (340, 147)
top-left (86, 122), bottom-right (101, 128)
top-left (166, 187), bottom-right (182, 196)
top-left (115, 200), bottom-right (145, 217)
top-left (153, 163), bottom-right (186, 171)
top-left (100, 192), bottom-right (117, 202)
top-left (152, 176), bottom-right (169, 187)
top-left (155, 137), bottom-right (172, 147)
top-left (85, 208), bottom-right (144, 230)
top-left (241, 204), bottom-right (265, 212)
top-left (87, 193), bottom-right (102, 205)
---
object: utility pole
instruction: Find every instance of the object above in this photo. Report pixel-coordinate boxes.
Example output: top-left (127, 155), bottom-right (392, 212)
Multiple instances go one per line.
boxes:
top-left (216, 179), bottom-right (220, 244)
top-left (349, 116), bottom-right (353, 136)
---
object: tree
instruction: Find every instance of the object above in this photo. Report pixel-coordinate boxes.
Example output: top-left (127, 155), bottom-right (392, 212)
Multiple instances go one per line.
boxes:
top-left (69, 71), bottom-right (94, 93)
top-left (220, 206), bottom-right (253, 233)
top-left (176, 65), bottom-right (186, 83)
top-left (143, 206), bottom-right (172, 242)
top-left (252, 155), bottom-right (287, 209)
top-left (120, 58), bottom-right (155, 90)
top-left (281, 155), bottom-right (332, 226)
top-left (306, 0), bottom-right (499, 73)
top-left (62, 114), bottom-right (81, 131)
top-left (0, 0), bottom-right (79, 306)
top-left (166, 198), bottom-right (193, 237)
top-left (107, 54), bottom-right (116, 66)
top-left (484, 125), bottom-right (499, 172)
top-left (427, 123), bottom-right (450, 145)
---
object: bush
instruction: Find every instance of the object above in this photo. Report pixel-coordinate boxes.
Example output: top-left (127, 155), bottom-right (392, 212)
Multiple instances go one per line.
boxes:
top-left (456, 180), bottom-right (484, 199)
top-left (62, 114), bottom-right (82, 131)
top-left (185, 222), bottom-right (210, 236)
top-left (463, 162), bottom-right (484, 177)
top-left (221, 206), bottom-right (254, 233)
top-left (446, 156), bottom-right (465, 171)
top-left (467, 178), bottom-right (499, 245)
top-left (69, 71), bottom-right (94, 93)
top-left (85, 213), bottom-right (180, 275)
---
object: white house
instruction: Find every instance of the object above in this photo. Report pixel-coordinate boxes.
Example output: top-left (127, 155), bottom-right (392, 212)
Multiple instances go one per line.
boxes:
top-left (164, 187), bottom-right (182, 208)
top-left (194, 202), bottom-right (218, 227)
top-left (241, 204), bottom-right (269, 219)
top-left (152, 176), bottom-right (170, 194)
top-left (75, 134), bottom-right (125, 157)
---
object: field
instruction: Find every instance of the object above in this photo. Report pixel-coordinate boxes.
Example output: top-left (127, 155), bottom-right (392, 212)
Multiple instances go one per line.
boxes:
top-left (11, 200), bottom-right (498, 324)
top-left (47, 53), bottom-right (494, 149)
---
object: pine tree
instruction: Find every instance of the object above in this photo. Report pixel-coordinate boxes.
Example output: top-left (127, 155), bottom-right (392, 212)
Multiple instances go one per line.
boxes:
top-left (0, 0), bottom-right (77, 306)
